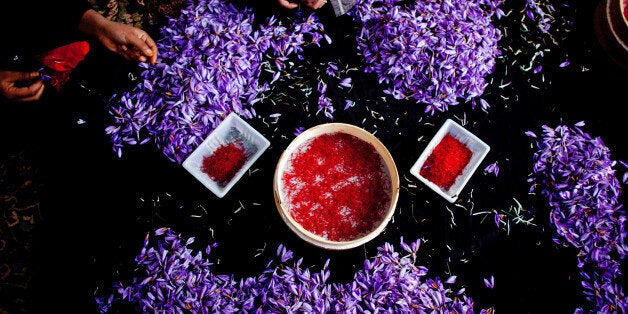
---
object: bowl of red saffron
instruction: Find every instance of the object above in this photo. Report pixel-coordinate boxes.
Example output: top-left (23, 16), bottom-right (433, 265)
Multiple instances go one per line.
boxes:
top-left (183, 113), bottom-right (270, 198)
top-left (274, 123), bottom-right (400, 250)
top-left (410, 119), bottom-right (490, 203)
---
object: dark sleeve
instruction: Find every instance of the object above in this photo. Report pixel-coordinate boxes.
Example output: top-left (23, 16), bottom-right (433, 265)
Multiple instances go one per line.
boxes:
top-left (1, 1), bottom-right (92, 70)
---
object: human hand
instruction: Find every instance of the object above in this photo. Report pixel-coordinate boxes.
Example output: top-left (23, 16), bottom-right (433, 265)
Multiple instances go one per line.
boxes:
top-left (98, 20), bottom-right (158, 64)
top-left (277, 0), bottom-right (299, 10)
top-left (80, 10), bottom-right (158, 64)
top-left (277, 0), bottom-right (328, 10)
top-left (0, 70), bottom-right (45, 102)
top-left (299, 0), bottom-right (328, 10)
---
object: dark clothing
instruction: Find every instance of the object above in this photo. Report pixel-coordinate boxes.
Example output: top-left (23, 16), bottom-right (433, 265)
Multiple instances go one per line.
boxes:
top-left (0, 0), bottom-right (92, 151)
top-left (0, 64), bottom-right (131, 314)
top-left (0, 2), bottom-right (128, 313)
top-left (1, 1), bottom-right (91, 71)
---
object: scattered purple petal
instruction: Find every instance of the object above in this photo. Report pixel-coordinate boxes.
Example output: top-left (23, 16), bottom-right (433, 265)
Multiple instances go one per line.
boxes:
top-left (533, 65), bottom-right (543, 73)
top-left (483, 275), bottom-right (495, 289)
top-left (479, 98), bottom-right (491, 111)
top-left (339, 77), bottom-right (352, 88)
top-left (484, 162), bottom-right (499, 176)
top-left (445, 275), bottom-right (457, 284)
top-left (294, 126), bottom-right (305, 136)
top-left (344, 99), bottom-right (355, 110)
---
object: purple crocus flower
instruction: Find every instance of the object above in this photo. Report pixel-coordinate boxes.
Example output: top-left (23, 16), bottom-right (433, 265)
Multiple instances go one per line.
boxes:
top-left (528, 122), bottom-right (628, 313)
top-left (293, 126), bottom-right (305, 136)
top-left (96, 229), bottom-right (493, 313)
top-left (484, 162), bottom-right (499, 176)
top-left (483, 275), bottom-right (495, 289)
top-left (350, 0), bottom-right (503, 114)
top-left (105, 0), bottom-right (327, 163)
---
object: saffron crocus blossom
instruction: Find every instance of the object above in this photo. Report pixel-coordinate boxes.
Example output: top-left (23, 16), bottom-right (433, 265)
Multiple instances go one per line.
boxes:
top-left (350, 0), bottom-right (503, 114)
top-left (483, 275), bottom-right (495, 289)
top-left (484, 162), bottom-right (499, 176)
top-left (523, 0), bottom-right (555, 34)
top-left (621, 160), bottom-right (628, 184)
top-left (293, 126), bottom-right (305, 136)
top-left (105, 0), bottom-right (326, 163)
top-left (96, 228), bottom-right (493, 313)
top-left (527, 122), bottom-right (628, 313)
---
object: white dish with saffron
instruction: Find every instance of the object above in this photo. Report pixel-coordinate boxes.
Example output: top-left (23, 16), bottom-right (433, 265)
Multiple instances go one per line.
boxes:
top-left (274, 123), bottom-right (400, 250)
top-left (410, 119), bottom-right (490, 203)
top-left (183, 113), bottom-right (270, 198)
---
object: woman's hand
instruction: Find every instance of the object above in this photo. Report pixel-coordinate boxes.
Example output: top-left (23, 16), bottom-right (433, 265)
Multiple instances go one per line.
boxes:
top-left (277, 0), bottom-right (299, 10)
top-left (277, 0), bottom-right (328, 10)
top-left (300, 0), bottom-right (328, 10)
top-left (0, 70), bottom-right (45, 102)
top-left (79, 9), bottom-right (158, 64)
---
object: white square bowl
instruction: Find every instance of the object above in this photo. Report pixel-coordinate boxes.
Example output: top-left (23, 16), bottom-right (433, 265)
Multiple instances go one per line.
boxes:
top-left (409, 119), bottom-right (490, 203)
top-left (182, 113), bottom-right (270, 198)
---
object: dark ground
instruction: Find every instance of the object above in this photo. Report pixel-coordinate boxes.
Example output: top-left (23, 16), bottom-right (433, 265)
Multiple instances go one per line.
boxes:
top-left (1, 1), bottom-right (627, 313)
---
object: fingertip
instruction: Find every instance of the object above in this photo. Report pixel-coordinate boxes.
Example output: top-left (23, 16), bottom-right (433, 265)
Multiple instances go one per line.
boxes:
top-left (34, 82), bottom-right (46, 98)
top-left (278, 0), bottom-right (298, 9)
top-left (20, 71), bottom-right (41, 81)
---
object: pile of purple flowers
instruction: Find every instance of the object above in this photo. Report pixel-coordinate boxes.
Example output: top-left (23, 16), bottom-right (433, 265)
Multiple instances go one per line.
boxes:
top-left (96, 228), bottom-right (492, 313)
top-left (350, 0), bottom-right (503, 114)
top-left (105, 0), bottom-right (326, 163)
top-left (527, 122), bottom-right (628, 313)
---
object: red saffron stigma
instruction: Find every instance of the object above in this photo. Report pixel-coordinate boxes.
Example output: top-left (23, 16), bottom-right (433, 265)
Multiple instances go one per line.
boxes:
top-left (201, 141), bottom-right (247, 186)
top-left (281, 132), bottom-right (391, 242)
top-left (419, 133), bottom-right (472, 190)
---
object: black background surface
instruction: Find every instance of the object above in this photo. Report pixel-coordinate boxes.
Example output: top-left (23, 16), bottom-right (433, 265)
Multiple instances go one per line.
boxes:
top-left (2, 0), bottom-right (626, 313)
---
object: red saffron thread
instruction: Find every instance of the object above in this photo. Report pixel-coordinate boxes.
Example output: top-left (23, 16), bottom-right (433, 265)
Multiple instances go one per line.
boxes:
top-left (419, 133), bottom-right (472, 190)
top-left (281, 132), bottom-right (391, 241)
top-left (201, 141), bottom-right (247, 186)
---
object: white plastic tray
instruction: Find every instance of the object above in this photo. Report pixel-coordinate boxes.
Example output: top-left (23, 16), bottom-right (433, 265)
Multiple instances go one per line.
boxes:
top-left (182, 113), bottom-right (270, 198)
top-left (410, 119), bottom-right (490, 203)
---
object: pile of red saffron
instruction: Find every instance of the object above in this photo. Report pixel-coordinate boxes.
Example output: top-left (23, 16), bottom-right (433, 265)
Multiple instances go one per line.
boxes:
top-left (281, 132), bottom-right (391, 241)
top-left (201, 141), bottom-right (247, 186)
top-left (419, 133), bottom-right (472, 190)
